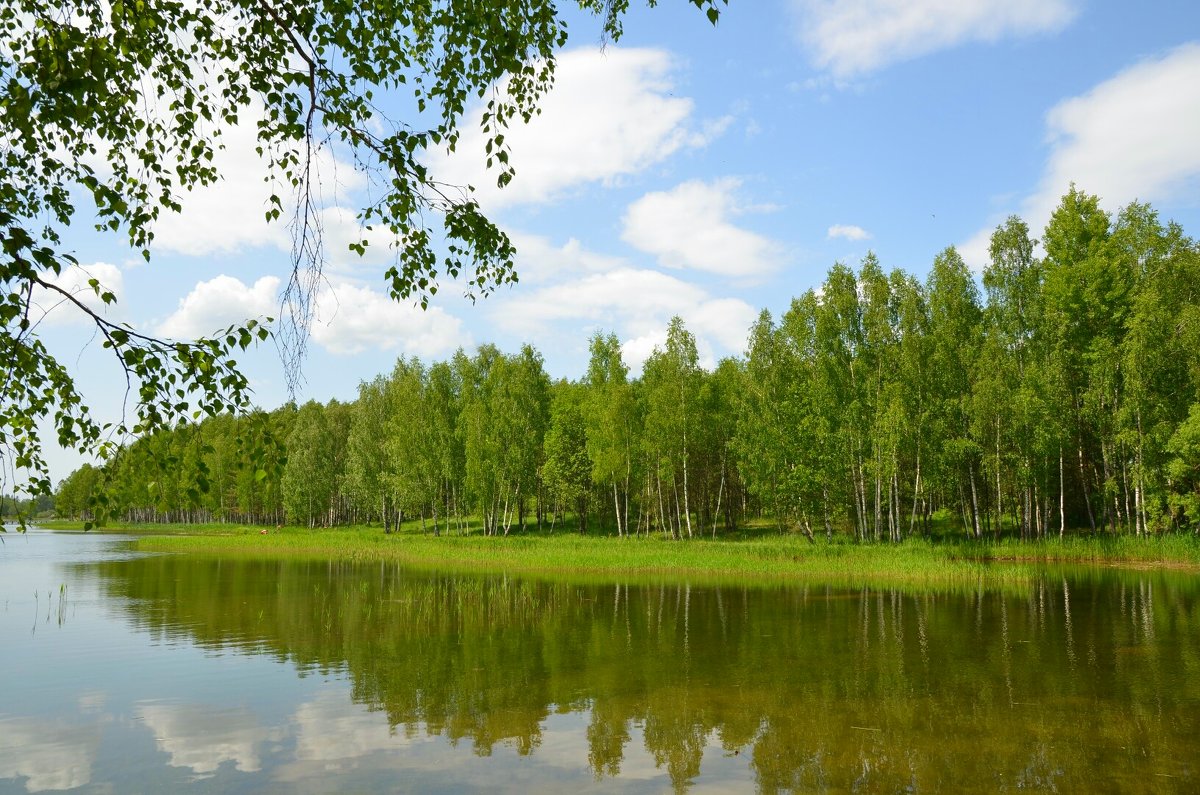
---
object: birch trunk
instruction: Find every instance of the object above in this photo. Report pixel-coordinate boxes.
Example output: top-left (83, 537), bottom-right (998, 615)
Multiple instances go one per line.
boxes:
top-left (613, 481), bottom-right (623, 537)
top-left (1059, 448), bottom-right (1065, 538)
top-left (681, 435), bottom-right (693, 539)
top-left (1078, 445), bottom-right (1096, 532)
top-left (909, 452), bottom-right (922, 537)
top-left (968, 463), bottom-right (981, 538)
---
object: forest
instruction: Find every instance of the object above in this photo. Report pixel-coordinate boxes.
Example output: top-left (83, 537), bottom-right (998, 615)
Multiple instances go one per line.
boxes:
top-left (55, 187), bottom-right (1200, 540)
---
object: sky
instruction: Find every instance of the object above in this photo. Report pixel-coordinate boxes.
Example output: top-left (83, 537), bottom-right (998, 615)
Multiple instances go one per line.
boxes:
top-left (31, 0), bottom-right (1200, 484)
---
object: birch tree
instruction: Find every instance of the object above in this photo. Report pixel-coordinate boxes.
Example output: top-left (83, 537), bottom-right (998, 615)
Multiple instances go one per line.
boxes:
top-left (345, 377), bottom-right (396, 530)
top-left (584, 333), bottom-right (637, 536)
top-left (926, 247), bottom-right (983, 536)
top-left (641, 318), bottom-right (700, 539)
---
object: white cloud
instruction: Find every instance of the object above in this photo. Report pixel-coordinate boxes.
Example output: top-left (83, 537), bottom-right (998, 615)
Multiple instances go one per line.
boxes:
top-left (148, 110), bottom-right (286, 257)
top-left (827, 224), bottom-right (871, 241)
top-left (29, 261), bottom-right (124, 325)
top-left (508, 231), bottom-right (628, 286)
top-left (619, 299), bottom-right (758, 372)
top-left (961, 43), bottom-right (1200, 268)
top-left (149, 99), bottom-right (361, 258)
top-left (136, 703), bottom-right (279, 776)
top-left (958, 224), bottom-right (999, 270)
top-left (1034, 42), bottom-right (1200, 225)
top-left (796, 0), bottom-right (1077, 77)
top-left (320, 206), bottom-right (403, 272)
top-left (425, 47), bottom-right (724, 209)
top-left (310, 280), bottom-right (470, 357)
top-left (620, 179), bottom-right (783, 278)
top-left (157, 275), bottom-right (280, 339)
top-left (293, 691), bottom-right (425, 764)
top-left (498, 267), bottom-right (707, 329)
top-left (493, 261), bottom-right (757, 372)
top-left (691, 298), bottom-right (761, 356)
top-left (156, 273), bottom-right (468, 355)
top-left (619, 332), bottom-right (666, 375)
top-left (0, 716), bottom-right (98, 792)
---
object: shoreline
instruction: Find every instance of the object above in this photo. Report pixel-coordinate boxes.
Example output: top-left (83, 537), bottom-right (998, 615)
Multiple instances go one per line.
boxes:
top-left (37, 521), bottom-right (1199, 589)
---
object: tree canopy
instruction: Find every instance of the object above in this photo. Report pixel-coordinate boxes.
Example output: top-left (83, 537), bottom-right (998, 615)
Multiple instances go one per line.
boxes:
top-left (0, 0), bottom-right (726, 516)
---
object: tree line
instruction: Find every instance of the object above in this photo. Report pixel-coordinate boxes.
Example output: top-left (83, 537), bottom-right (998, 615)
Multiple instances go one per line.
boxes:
top-left (56, 188), bottom-right (1200, 538)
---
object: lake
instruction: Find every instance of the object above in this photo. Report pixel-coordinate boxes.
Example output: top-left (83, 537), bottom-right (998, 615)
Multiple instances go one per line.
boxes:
top-left (1, 530), bottom-right (1197, 793)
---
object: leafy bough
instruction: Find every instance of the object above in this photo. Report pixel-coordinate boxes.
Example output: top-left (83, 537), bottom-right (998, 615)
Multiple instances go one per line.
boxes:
top-left (0, 0), bottom-right (726, 524)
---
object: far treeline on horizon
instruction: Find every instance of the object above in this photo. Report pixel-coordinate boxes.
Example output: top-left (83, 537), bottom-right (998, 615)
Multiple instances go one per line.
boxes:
top-left (52, 187), bottom-right (1200, 542)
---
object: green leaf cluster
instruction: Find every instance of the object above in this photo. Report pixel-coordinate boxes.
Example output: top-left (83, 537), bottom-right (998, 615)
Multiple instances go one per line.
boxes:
top-left (1, 0), bottom-right (724, 517)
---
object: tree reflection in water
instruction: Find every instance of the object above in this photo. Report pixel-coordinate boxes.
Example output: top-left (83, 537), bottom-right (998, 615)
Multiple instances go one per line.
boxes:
top-left (91, 557), bottom-right (1200, 792)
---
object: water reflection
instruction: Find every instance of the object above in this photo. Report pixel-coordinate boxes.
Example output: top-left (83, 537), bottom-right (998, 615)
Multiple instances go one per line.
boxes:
top-left (0, 716), bottom-right (98, 792)
top-left (79, 555), bottom-right (1198, 792)
top-left (291, 690), bottom-right (430, 766)
top-left (135, 702), bottom-right (281, 777)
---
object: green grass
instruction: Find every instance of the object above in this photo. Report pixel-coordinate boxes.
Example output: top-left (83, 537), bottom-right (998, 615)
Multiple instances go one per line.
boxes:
top-left (950, 532), bottom-right (1200, 566)
top-left (34, 518), bottom-right (266, 534)
top-left (133, 529), bottom-right (1032, 590)
top-left (48, 514), bottom-right (1200, 590)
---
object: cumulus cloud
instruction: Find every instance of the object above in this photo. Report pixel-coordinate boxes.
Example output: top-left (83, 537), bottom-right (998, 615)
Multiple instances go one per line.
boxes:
top-left (148, 98), bottom-right (362, 258)
top-left (148, 115), bottom-right (286, 257)
top-left (1032, 43), bottom-right (1200, 225)
top-left (498, 267), bottom-right (708, 328)
top-left (425, 47), bottom-right (727, 209)
top-left (149, 50), bottom-right (726, 258)
top-left (620, 299), bottom-right (759, 371)
top-left (157, 273), bottom-right (468, 355)
top-left (310, 280), bottom-right (470, 357)
top-left (135, 703), bottom-right (279, 777)
top-left (827, 224), bottom-right (871, 241)
top-left (0, 716), bottom-right (99, 792)
top-left (157, 275), bottom-right (280, 339)
top-left (493, 261), bottom-right (757, 372)
top-left (690, 297), bottom-right (762, 355)
top-left (293, 692), bottom-right (425, 764)
top-left (620, 178), bottom-right (784, 278)
top-left (508, 231), bottom-right (629, 286)
top-left (961, 43), bottom-right (1200, 267)
top-left (319, 206), bottom-right (403, 273)
top-left (29, 261), bottom-right (124, 325)
top-left (795, 0), bottom-right (1078, 78)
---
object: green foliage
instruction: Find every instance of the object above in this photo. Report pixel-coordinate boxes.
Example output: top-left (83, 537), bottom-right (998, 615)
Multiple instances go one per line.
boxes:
top-left (0, 0), bottom-right (727, 514)
top-left (1167, 404), bottom-right (1200, 527)
top-left (55, 189), bottom-right (1200, 540)
top-left (582, 332), bottom-right (637, 534)
top-left (542, 383), bottom-right (593, 529)
top-left (281, 400), bottom-right (347, 527)
top-left (642, 317), bottom-right (701, 538)
top-left (343, 376), bottom-right (397, 525)
top-left (54, 463), bottom-right (100, 519)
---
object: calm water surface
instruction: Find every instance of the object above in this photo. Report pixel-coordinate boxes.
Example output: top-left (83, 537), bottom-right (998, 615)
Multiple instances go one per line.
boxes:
top-left (1, 530), bottom-right (1198, 793)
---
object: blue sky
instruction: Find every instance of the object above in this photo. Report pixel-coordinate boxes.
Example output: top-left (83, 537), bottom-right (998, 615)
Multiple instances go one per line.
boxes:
top-left (32, 0), bottom-right (1200, 483)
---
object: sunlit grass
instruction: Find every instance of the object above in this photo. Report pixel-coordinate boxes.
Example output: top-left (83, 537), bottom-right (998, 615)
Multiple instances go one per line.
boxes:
top-left (953, 533), bottom-right (1200, 566)
top-left (74, 514), bottom-right (1200, 591)
top-left (126, 523), bottom-right (1019, 590)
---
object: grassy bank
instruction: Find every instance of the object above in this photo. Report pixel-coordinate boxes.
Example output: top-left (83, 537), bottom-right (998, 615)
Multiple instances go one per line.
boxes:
top-left (133, 529), bottom-right (1028, 589)
top-left (953, 533), bottom-right (1200, 567)
top-left (111, 519), bottom-right (1200, 590)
